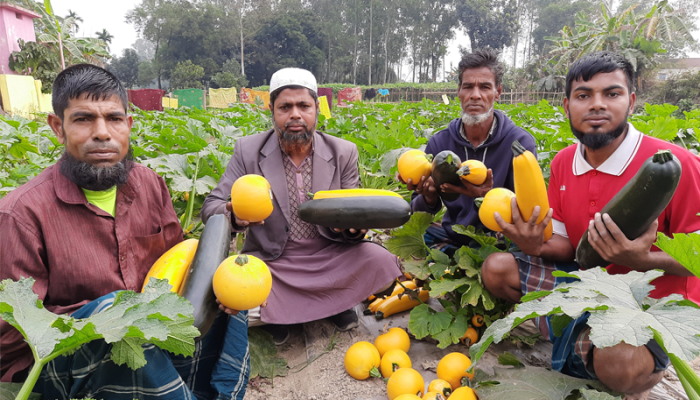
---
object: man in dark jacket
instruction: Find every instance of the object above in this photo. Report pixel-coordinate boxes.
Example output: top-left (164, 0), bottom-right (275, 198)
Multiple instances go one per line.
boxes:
top-left (406, 48), bottom-right (536, 253)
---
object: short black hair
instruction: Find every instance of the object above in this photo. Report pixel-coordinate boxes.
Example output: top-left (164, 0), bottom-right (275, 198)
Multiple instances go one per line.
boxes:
top-left (52, 64), bottom-right (128, 120)
top-left (565, 51), bottom-right (635, 98)
top-left (457, 48), bottom-right (505, 87)
top-left (269, 85), bottom-right (318, 109)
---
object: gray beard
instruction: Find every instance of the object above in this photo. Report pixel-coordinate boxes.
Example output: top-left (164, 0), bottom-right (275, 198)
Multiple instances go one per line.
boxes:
top-left (461, 105), bottom-right (494, 126)
top-left (273, 116), bottom-right (317, 155)
top-left (59, 148), bottom-right (134, 191)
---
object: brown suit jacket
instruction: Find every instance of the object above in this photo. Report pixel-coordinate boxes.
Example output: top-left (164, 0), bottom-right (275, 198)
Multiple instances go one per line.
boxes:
top-left (201, 129), bottom-right (361, 261)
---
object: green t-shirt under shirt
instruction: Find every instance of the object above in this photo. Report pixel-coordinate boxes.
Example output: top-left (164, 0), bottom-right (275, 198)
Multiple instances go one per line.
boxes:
top-left (82, 186), bottom-right (117, 217)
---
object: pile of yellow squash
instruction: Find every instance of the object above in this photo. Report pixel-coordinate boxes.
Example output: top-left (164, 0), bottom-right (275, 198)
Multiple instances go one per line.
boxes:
top-left (344, 327), bottom-right (478, 399)
top-left (364, 280), bottom-right (429, 320)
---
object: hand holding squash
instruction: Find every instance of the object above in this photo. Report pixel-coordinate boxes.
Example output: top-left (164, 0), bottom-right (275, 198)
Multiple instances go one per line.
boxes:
top-left (493, 196), bottom-right (554, 256)
top-left (401, 174), bottom-right (439, 207)
top-left (585, 213), bottom-right (661, 270)
top-left (226, 202), bottom-right (265, 228)
top-left (441, 168), bottom-right (492, 199)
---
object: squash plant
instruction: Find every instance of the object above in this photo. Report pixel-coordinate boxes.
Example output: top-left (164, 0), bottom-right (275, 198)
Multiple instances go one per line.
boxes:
top-left (0, 278), bottom-right (200, 400)
top-left (469, 261), bottom-right (700, 398)
top-left (385, 212), bottom-right (513, 348)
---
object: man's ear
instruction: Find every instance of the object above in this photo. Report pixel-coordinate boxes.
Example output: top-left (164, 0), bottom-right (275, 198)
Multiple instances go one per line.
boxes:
top-left (628, 92), bottom-right (636, 115)
top-left (563, 97), bottom-right (570, 120)
top-left (496, 84), bottom-right (503, 101)
top-left (47, 113), bottom-right (65, 144)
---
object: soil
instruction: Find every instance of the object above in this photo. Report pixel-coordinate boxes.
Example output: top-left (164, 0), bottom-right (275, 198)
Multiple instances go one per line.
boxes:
top-left (242, 312), bottom-right (700, 400)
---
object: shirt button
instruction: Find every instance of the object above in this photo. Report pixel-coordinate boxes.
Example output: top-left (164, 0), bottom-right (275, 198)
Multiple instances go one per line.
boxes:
top-left (592, 171), bottom-right (597, 176)
top-left (590, 201), bottom-right (596, 206)
top-left (121, 256), bottom-right (125, 260)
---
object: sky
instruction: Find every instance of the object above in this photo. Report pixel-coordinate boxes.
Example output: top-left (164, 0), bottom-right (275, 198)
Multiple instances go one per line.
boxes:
top-left (52, 0), bottom-right (700, 83)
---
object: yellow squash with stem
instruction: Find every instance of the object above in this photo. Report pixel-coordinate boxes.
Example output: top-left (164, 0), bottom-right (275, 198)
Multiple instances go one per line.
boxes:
top-left (375, 289), bottom-right (429, 320)
top-left (511, 139), bottom-right (553, 241)
top-left (212, 254), bottom-right (272, 310)
top-left (230, 174), bottom-right (274, 222)
top-left (344, 341), bottom-right (381, 380)
top-left (380, 348), bottom-right (412, 378)
top-left (397, 149), bottom-right (433, 184)
top-left (456, 159), bottom-right (488, 185)
top-left (142, 239), bottom-right (199, 292)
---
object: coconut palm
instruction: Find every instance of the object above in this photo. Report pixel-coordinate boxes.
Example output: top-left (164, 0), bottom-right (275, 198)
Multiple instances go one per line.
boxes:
top-left (67, 9), bottom-right (83, 35)
top-left (96, 29), bottom-right (114, 51)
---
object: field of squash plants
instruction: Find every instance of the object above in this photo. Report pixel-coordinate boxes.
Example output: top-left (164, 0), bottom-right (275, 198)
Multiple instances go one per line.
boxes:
top-left (1, 99), bottom-right (700, 399)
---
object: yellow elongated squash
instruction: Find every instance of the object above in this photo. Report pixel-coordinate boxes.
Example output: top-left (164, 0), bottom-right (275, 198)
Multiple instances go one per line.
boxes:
top-left (375, 289), bottom-right (429, 320)
top-left (142, 238), bottom-right (199, 292)
top-left (511, 140), bottom-right (553, 242)
top-left (368, 281), bottom-right (418, 313)
top-left (312, 188), bottom-right (403, 199)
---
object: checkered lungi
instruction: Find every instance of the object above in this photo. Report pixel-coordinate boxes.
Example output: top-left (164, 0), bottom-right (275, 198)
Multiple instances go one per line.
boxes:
top-left (34, 291), bottom-right (250, 400)
top-left (514, 252), bottom-right (669, 380)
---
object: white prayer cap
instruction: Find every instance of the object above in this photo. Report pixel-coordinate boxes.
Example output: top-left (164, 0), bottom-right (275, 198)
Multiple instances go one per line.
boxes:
top-left (269, 68), bottom-right (317, 95)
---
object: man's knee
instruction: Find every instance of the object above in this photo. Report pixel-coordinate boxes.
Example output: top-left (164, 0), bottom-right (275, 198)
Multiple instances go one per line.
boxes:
top-left (482, 252), bottom-right (518, 291)
top-left (593, 343), bottom-right (663, 394)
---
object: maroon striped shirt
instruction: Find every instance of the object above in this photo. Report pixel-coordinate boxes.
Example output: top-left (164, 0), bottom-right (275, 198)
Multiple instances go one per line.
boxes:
top-left (0, 162), bottom-right (182, 382)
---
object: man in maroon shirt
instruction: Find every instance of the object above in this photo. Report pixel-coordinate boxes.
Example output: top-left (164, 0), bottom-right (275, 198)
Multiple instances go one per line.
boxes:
top-left (481, 52), bottom-right (700, 399)
top-left (0, 65), bottom-right (248, 399)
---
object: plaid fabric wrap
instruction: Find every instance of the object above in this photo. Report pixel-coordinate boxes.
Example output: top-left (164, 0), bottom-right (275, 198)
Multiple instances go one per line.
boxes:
top-left (514, 252), bottom-right (670, 380)
top-left (34, 291), bottom-right (250, 400)
top-left (515, 252), bottom-right (597, 380)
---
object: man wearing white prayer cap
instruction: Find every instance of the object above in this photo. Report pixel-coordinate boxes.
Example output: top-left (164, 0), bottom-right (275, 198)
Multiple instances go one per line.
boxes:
top-left (202, 68), bottom-right (402, 345)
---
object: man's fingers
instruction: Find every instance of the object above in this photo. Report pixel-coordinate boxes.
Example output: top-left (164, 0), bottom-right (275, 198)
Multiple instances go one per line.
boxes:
top-left (493, 212), bottom-right (511, 231)
top-left (261, 301), bottom-right (268, 308)
top-left (226, 202), bottom-right (233, 212)
top-left (528, 206), bottom-right (541, 225)
top-left (509, 197), bottom-right (522, 224)
top-left (601, 213), bottom-right (626, 243)
top-left (593, 213), bottom-right (614, 244)
top-left (541, 208), bottom-right (554, 227)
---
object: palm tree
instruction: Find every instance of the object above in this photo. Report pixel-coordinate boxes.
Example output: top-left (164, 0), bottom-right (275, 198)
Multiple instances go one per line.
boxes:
top-left (67, 10), bottom-right (83, 35)
top-left (96, 29), bottom-right (114, 51)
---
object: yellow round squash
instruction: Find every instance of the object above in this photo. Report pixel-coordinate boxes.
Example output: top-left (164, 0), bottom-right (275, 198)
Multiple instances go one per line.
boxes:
top-left (142, 238), bottom-right (199, 292)
top-left (395, 395), bottom-right (423, 400)
top-left (398, 149), bottom-right (432, 184)
top-left (230, 174), bottom-right (273, 222)
top-left (344, 341), bottom-right (381, 380)
top-left (374, 327), bottom-right (411, 357)
top-left (478, 188), bottom-right (516, 232)
top-left (450, 386), bottom-right (478, 400)
top-left (457, 159), bottom-right (488, 185)
top-left (422, 392), bottom-right (447, 400)
top-left (212, 254), bottom-right (272, 310)
top-left (427, 378), bottom-right (452, 398)
top-left (436, 352), bottom-right (474, 390)
top-left (387, 368), bottom-right (425, 400)
top-left (380, 348), bottom-right (412, 378)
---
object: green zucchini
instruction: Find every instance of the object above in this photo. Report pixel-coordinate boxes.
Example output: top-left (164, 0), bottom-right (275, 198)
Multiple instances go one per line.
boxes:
top-left (178, 214), bottom-right (231, 340)
top-left (297, 196), bottom-right (411, 229)
top-left (431, 150), bottom-right (463, 202)
top-left (576, 150), bottom-right (682, 270)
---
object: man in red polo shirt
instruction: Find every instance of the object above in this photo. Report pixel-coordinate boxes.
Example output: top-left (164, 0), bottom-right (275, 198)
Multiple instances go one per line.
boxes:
top-left (481, 51), bottom-right (700, 399)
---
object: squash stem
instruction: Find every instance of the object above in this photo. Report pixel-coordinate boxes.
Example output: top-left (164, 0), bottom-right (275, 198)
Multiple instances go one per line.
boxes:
top-left (234, 254), bottom-right (249, 266)
top-left (511, 139), bottom-right (526, 157)
top-left (15, 359), bottom-right (44, 400)
top-left (369, 367), bottom-right (382, 378)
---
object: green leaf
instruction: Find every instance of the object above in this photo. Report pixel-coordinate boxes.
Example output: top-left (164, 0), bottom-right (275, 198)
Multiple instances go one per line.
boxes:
top-left (452, 224), bottom-right (498, 246)
top-left (497, 351), bottom-right (525, 367)
top-left (579, 388), bottom-right (623, 400)
top-left (429, 277), bottom-right (471, 297)
top-left (429, 262), bottom-right (451, 280)
top-left (656, 232), bottom-right (700, 280)
top-left (408, 304), bottom-right (432, 339)
top-left (0, 383), bottom-right (41, 400)
top-left (248, 327), bottom-right (288, 379)
top-left (0, 278), bottom-right (71, 360)
top-left (386, 212), bottom-right (432, 259)
top-left (432, 315), bottom-right (469, 348)
top-left (456, 246), bottom-right (480, 277)
top-left (470, 268), bottom-right (700, 370)
top-left (474, 366), bottom-right (615, 400)
top-left (429, 248), bottom-right (451, 265)
top-left (403, 258), bottom-right (431, 280)
top-left (550, 315), bottom-right (573, 337)
top-left (111, 335), bottom-right (148, 369)
top-left (460, 278), bottom-right (484, 307)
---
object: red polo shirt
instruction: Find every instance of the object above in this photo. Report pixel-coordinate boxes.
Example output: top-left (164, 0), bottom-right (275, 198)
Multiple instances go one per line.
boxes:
top-left (549, 124), bottom-right (700, 303)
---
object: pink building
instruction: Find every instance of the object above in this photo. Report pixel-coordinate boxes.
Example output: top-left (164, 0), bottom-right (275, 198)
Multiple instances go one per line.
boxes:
top-left (0, 2), bottom-right (40, 75)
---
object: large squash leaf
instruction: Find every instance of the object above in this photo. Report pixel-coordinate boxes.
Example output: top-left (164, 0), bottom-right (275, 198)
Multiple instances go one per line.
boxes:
top-left (385, 212), bottom-right (432, 259)
top-left (470, 268), bottom-right (700, 367)
top-left (248, 328), bottom-right (289, 379)
top-left (473, 366), bottom-right (619, 400)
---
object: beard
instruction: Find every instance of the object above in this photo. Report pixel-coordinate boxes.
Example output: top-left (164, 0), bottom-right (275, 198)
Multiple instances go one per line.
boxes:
top-left (461, 104), bottom-right (494, 126)
top-left (273, 116), bottom-right (317, 155)
top-left (59, 147), bottom-right (134, 191)
top-left (570, 114), bottom-right (628, 151)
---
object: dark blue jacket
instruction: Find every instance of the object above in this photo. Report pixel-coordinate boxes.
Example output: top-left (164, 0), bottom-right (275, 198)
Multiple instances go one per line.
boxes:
top-left (411, 110), bottom-right (537, 245)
